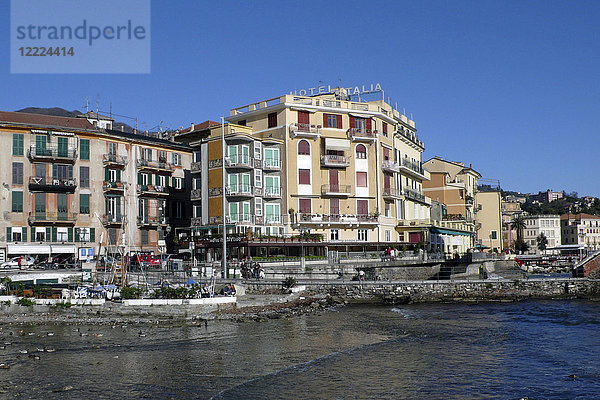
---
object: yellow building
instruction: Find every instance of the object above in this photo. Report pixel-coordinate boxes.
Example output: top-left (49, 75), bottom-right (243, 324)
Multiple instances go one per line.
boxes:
top-left (475, 191), bottom-right (503, 251)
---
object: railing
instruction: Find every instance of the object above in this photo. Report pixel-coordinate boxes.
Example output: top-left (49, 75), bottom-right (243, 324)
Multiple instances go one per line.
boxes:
top-left (225, 155), bottom-right (253, 168)
top-left (28, 211), bottom-right (78, 224)
top-left (102, 154), bottom-right (128, 165)
top-left (102, 214), bottom-right (122, 225)
top-left (191, 188), bottom-right (202, 201)
top-left (136, 159), bottom-right (174, 171)
top-left (29, 176), bottom-right (77, 190)
top-left (262, 159), bottom-right (281, 170)
top-left (383, 187), bottom-right (402, 198)
top-left (137, 215), bottom-right (168, 225)
top-left (403, 188), bottom-right (426, 202)
top-left (103, 181), bottom-right (126, 191)
top-left (397, 219), bottom-right (430, 227)
top-left (226, 184), bottom-right (254, 196)
top-left (395, 129), bottom-right (423, 148)
top-left (321, 155), bottom-right (350, 167)
top-left (290, 122), bottom-right (321, 134)
top-left (295, 213), bottom-right (378, 224)
top-left (321, 184), bottom-right (351, 195)
top-left (382, 160), bottom-right (400, 172)
top-left (191, 217), bottom-right (202, 226)
top-left (401, 159), bottom-right (425, 175)
top-left (28, 145), bottom-right (77, 160)
top-left (263, 186), bottom-right (281, 197)
top-left (190, 161), bottom-right (202, 173)
top-left (226, 213), bottom-right (253, 224)
top-left (137, 184), bottom-right (169, 195)
top-left (348, 128), bottom-right (376, 139)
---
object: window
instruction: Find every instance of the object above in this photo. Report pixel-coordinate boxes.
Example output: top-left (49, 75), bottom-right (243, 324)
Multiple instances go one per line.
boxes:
top-left (358, 229), bottom-right (368, 241)
top-left (12, 162), bottom-right (23, 185)
top-left (268, 112), bottom-right (277, 128)
top-left (13, 134), bottom-right (23, 156)
top-left (7, 227), bottom-right (26, 242)
top-left (265, 203), bottom-right (280, 223)
top-left (330, 198), bottom-right (340, 215)
top-left (298, 140), bottom-right (310, 155)
top-left (238, 120), bottom-right (246, 126)
top-left (141, 148), bottom-right (152, 161)
top-left (140, 173), bottom-right (149, 185)
top-left (141, 230), bottom-right (149, 245)
top-left (80, 139), bottom-right (90, 160)
top-left (330, 229), bottom-right (339, 241)
top-left (264, 148), bottom-right (280, 168)
top-left (194, 205), bottom-right (202, 218)
top-left (174, 201), bottom-right (184, 219)
top-left (385, 202), bottom-right (391, 217)
top-left (172, 153), bottom-right (182, 166)
top-left (76, 227), bottom-right (91, 242)
top-left (324, 114), bottom-right (342, 129)
top-left (356, 172), bottom-right (367, 187)
top-left (80, 194), bottom-right (90, 214)
top-left (174, 177), bottom-right (183, 189)
top-left (229, 202), bottom-right (239, 222)
top-left (12, 191), bottom-right (23, 212)
top-left (57, 228), bottom-right (68, 242)
top-left (357, 200), bottom-right (369, 216)
top-left (299, 169), bottom-right (311, 185)
top-left (385, 230), bottom-right (391, 242)
top-left (299, 198), bottom-right (311, 214)
top-left (108, 142), bottom-right (117, 155)
top-left (491, 230), bottom-right (498, 240)
top-left (265, 175), bottom-right (280, 196)
top-left (255, 198), bottom-right (262, 216)
top-left (80, 166), bottom-right (89, 188)
top-left (157, 175), bottom-right (166, 187)
top-left (382, 122), bottom-right (388, 135)
top-left (298, 111), bottom-right (310, 128)
top-left (356, 144), bottom-right (367, 159)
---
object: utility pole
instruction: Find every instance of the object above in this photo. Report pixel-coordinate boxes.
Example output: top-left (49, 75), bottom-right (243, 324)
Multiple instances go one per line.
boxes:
top-left (221, 116), bottom-right (227, 279)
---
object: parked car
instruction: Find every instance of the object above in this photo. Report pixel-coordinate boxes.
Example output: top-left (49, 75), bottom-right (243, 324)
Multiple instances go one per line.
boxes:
top-left (1, 256), bottom-right (36, 269)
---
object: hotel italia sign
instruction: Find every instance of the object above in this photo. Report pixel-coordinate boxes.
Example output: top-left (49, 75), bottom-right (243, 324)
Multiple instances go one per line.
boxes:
top-left (290, 83), bottom-right (383, 97)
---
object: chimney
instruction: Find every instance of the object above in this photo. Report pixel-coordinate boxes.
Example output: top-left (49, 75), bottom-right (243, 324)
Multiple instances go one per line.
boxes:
top-left (191, 123), bottom-right (195, 132)
top-left (469, 163), bottom-right (472, 168)
top-left (121, 126), bottom-right (124, 132)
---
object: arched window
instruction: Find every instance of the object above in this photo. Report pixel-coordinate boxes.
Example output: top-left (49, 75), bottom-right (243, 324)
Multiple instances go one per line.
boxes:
top-left (356, 144), bottom-right (367, 159)
top-left (298, 140), bottom-right (310, 155)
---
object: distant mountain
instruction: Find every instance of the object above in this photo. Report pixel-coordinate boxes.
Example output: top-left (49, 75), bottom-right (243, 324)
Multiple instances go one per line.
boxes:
top-left (15, 107), bottom-right (134, 133)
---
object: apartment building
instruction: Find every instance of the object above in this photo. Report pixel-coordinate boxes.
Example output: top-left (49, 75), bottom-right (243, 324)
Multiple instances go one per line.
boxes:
top-left (423, 157), bottom-right (481, 247)
top-left (428, 201), bottom-right (471, 255)
top-left (561, 213), bottom-right (600, 251)
top-left (222, 88), bottom-right (431, 252)
top-left (0, 111), bottom-right (191, 263)
top-left (475, 191), bottom-right (503, 251)
top-left (501, 200), bottom-right (523, 251)
top-left (530, 190), bottom-right (563, 203)
top-left (522, 214), bottom-right (561, 254)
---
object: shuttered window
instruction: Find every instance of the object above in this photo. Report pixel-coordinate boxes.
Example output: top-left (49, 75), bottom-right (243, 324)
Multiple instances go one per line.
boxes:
top-left (80, 194), bottom-right (90, 214)
top-left (299, 198), bottom-right (311, 214)
top-left (13, 134), bottom-right (23, 156)
top-left (12, 191), bottom-right (23, 212)
top-left (299, 169), bottom-right (310, 185)
top-left (80, 139), bottom-right (90, 160)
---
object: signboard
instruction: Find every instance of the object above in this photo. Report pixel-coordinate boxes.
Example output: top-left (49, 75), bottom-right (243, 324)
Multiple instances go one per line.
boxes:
top-left (290, 83), bottom-right (383, 97)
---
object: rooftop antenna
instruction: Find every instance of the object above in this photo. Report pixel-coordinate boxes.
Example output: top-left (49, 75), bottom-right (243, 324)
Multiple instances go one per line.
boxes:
top-left (85, 97), bottom-right (89, 113)
top-left (96, 94), bottom-right (99, 115)
top-left (109, 102), bottom-right (112, 119)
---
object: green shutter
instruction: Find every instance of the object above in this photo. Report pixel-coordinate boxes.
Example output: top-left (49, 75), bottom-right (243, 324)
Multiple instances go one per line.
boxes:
top-left (154, 174), bottom-right (158, 185)
top-left (80, 194), bottom-right (89, 214)
top-left (6, 227), bottom-right (11, 242)
top-left (12, 191), bottom-right (23, 212)
top-left (116, 169), bottom-right (121, 182)
top-left (138, 172), bottom-right (142, 185)
top-left (80, 139), bottom-right (89, 160)
top-left (12, 134), bottom-right (23, 156)
top-left (23, 227), bottom-right (27, 242)
top-left (105, 168), bottom-right (110, 182)
top-left (45, 227), bottom-right (51, 242)
top-left (182, 177), bottom-right (185, 189)
top-left (31, 227), bottom-right (35, 242)
top-left (90, 228), bottom-right (95, 242)
top-left (68, 228), bottom-right (73, 242)
top-left (74, 228), bottom-right (80, 242)
top-left (52, 227), bottom-right (57, 242)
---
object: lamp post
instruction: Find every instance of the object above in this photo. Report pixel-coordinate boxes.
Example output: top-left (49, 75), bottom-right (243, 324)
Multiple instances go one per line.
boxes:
top-left (221, 116), bottom-right (227, 279)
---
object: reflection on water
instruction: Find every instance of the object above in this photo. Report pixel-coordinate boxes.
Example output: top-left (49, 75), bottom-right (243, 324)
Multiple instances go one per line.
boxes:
top-left (1, 300), bottom-right (600, 399)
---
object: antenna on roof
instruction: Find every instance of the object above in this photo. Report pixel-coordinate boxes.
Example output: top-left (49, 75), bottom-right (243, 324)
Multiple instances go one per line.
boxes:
top-left (96, 94), bottom-right (99, 115)
top-left (85, 97), bottom-right (89, 113)
top-left (109, 102), bottom-right (112, 120)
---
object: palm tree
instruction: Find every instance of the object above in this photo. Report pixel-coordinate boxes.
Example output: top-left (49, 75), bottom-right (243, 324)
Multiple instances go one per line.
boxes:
top-left (510, 214), bottom-right (526, 242)
top-left (537, 233), bottom-right (548, 254)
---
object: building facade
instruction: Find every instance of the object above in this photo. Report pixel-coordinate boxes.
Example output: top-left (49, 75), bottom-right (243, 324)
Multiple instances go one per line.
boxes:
top-left (522, 214), bottom-right (561, 254)
top-left (0, 111), bottom-right (192, 263)
top-left (561, 213), bottom-right (600, 252)
top-left (475, 191), bottom-right (503, 251)
top-left (501, 199), bottom-right (523, 252)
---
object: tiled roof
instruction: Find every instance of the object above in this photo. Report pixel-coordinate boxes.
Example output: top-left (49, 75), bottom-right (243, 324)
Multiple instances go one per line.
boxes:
top-left (561, 213), bottom-right (600, 220)
top-left (177, 120), bottom-right (220, 135)
top-left (0, 110), bottom-right (96, 130)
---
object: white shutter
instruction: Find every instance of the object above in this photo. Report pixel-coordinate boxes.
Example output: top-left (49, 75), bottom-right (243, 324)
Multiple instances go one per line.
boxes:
top-left (254, 169), bottom-right (262, 188)
top-left (254, 141), bottom-right (262, 160)
top-left (255, 198), bottom-right (262, 216)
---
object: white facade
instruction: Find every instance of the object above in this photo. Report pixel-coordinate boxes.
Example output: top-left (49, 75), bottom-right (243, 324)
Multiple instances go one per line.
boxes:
top-left (522, 215), bottom-right (561, 254)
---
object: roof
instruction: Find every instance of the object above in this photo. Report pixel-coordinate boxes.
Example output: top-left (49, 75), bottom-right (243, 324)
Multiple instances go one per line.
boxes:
top-left (561, 213), bottom-right (600, 220)
top-left (177, 120), bottom-right (220, 135)
top-left (77, 111), bottom-right (115, 121)
top-left (104, 128), bottom-right (192, 151)
top-left (0, 110), bottom-right (96, 130)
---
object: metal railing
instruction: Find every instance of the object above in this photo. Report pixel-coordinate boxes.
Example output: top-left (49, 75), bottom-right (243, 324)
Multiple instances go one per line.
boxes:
top-left (262, 159), bottom-right (281, 169)
top-left (321, 184), bottom-right (351, 195)
top-left (403, 188), bottom-right (426, 202)
top-left (401, 159), bottom-right (425, 175)
top-left (103, 180), bottom-right (126, 191)
top-left (321, 155), bottom-right (350, 167)
top-left (348, 128), bottom-right (376, 139)
top-left (102, 214), bottom-right (123, 225)
top-left (226, 184), bottom-right (254, 196)
top-left (190, 161), bottom-right (202, 173)
top-left (137, 215), bottom-right (168, 225)
top-left (225, 155), bottom-right (253, 168)
top-left (28, 145), bottom-right (77, 160)
top-left (102, 154), bottom-right (128, 165)
top-left (290, 122), bottom-right (321, 134)
top-left (382, 160), bottom-right (400, 172)
top-left (136, 159), bottom-right (174, 171)
top-left (28, 211), bottom-right (78, 224)
top-left (137, 184), bottom-right (169, 195)
top-left (383, 187), bottom-right (402, 198)
top-left (263, 186), bottom-right (282, 197)
top-left (29, 176), bottom-right (77, 190)
top-left (191, 189), bottom-right (202, 201)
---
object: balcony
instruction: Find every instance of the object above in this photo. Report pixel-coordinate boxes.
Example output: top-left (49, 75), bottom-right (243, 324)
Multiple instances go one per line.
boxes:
top-left (137, 215), bottom-right (168, 227)
top-left (321, 155), bottom-right (350, 168)
top-left (403, 188), bottom-right (429, 204)
top-left (28, 211), bottom-right (77, 225)
top-left (28, 145), bottom-right (77, 163)
top-left (294, 213), bottom-right (378, 227)
top-left (262, 159), bottom-right (281, 171)
top-left (382, 160), bottom-right (400, 173)
top-left (191, 217), bottom-right (202, 227)
top-left (264, 215), bottom-right (284, 225)
top-left (395, 128), bottom-right (424, 150)
top-left (399, 159), bottom-right (430, 180)
top-left (102, 154), bottom-right (128, 168)
top-left (396, 219), bottom-right (431, 227)
top-left (191, 161), bottom-right (202, 174)
top-left (290, 122), bottom-right (321, 139)
top-left (263, 186), bottom-right (282, 198)
top-left (225, 155), bottom-right (254, 169)
top-left (102, 214), bottom-right (123, 227)
top-left (383, 187), bottom-right (402, 199)
top-left (103, 180), bottom-right (126, 194)
top-left (28, 177), bottom-right (77, 193)
top-left (348, 128), bottom-right (377, 142)
top-left (137, 184), bottom-right (170, 197)
top-left (226, 184), bottom-right (254, 198)
top-left (191, 188), bottom-right (202, 201)
top-left (321, 184), bottom-right (351, 197)
top-left (136, 159), bottom-right (174, 173)
top-left (226, 214), bottom-right (254, 224)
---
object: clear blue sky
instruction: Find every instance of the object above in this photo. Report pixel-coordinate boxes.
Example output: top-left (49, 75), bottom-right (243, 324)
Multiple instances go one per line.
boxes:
top-left (1, 1), bottom-right (598, 196)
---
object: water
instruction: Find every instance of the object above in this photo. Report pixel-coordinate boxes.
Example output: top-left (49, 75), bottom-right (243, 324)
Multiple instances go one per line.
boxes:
top-left (1, 300), bottom-right (600, 399)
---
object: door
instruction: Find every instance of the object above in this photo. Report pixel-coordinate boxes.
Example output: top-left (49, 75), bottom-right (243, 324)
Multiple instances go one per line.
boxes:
top-left (384, 174), bottom-right (391, 190)
top-left (329, 170), bottom-right (339, 192)
top-left (36, 135), bottom-right (48, 156)
top-left (35, 193), bottom-right (46, 220)
top-left (57, 193), bottom-right (68, 220)
top-left (298, 111), bottom-right (310, 131)
top-left (330, 198), bottom-right (340, 218)
top-left (57, 137), bottom-right (68, 157)
top-left (241, 145), bottom-right (249, 164)
top-left (228, 145), bottom-right (237, 164)
top-left (242, 174), bottom-right (251, 193)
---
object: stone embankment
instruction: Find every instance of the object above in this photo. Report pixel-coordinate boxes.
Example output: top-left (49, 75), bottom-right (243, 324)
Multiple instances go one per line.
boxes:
top-left (246, 278), bottom-right (600, 304)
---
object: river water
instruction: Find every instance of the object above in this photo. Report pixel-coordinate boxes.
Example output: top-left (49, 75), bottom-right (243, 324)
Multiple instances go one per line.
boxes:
top-left (1, 299), bottom-right (599, 399)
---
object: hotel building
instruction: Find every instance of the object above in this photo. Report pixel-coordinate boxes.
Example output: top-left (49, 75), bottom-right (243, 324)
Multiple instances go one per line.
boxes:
top-left (0, 111), bottom-right (192, 263)
top-left (522, 214), bottom-right (561, 254)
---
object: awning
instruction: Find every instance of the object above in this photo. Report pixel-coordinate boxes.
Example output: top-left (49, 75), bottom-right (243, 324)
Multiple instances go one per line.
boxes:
top-left (429, 227), bottom-right (471, 236)
top-left (290, 107), bottom-right (317, 113)
top-left (7, 244), bottom-right (51, 255)
top-left (325, 138), bottom-right (351, 151)
top-left (50, 244), bottom-right (77, 254)
top-left (348, 112), bottom-right (374, 118)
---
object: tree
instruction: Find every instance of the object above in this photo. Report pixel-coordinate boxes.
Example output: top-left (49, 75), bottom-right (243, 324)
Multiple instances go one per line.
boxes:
top-left (514, 239), bottom-right (530, 253)
top-left (510, 214), bottom-right (526, 243)
top-left (536, 233), bottom-right (548, 254)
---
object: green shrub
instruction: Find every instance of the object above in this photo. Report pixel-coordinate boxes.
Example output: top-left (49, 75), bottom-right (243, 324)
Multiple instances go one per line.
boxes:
top-left (282, 277), bottom-right (297, 290)
top-left (17, 298), bottom-right (34, 306)
top-left (120, 286), bottom-right (144, 299)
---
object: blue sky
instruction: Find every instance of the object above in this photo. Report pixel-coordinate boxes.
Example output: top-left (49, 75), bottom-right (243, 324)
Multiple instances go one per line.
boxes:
top-left (1, 1), bottom-right (598, 196)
